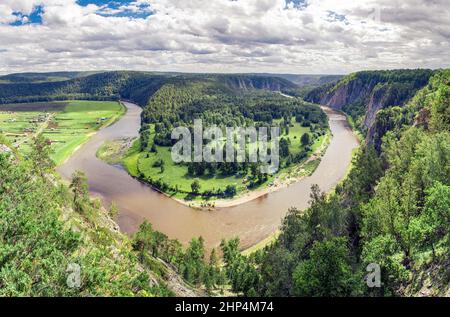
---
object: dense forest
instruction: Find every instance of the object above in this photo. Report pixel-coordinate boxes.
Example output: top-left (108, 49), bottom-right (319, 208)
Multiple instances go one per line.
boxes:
top-left (0, 71), bottom-right (169, 105)
top-left (269, 74), bottom-right (343, 97)
top-left (0, 71), bottom-right (296, 105)
top-left (0, 134), bottom-right (232, 296)
top-left (0, 135), bottom-right (171, 296)
top-left (217, 69), bottom-right (449, 296)
top-left (0, 71), bottom-right (304, 295)
top-left (133, 77), bottom-right (328, 199)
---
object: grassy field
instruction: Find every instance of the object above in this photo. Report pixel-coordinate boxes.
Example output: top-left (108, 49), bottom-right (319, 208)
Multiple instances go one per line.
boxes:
top-left (120, 118), bottom-right (328, 201)
top-left (0, 100), bottom-right (124, 164)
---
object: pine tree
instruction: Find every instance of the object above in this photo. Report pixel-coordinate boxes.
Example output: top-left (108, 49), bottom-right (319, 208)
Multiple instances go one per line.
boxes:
top-left (70, 171), bottom-right (89, 214)
top-left (30, 134), bottom-right (54, 177)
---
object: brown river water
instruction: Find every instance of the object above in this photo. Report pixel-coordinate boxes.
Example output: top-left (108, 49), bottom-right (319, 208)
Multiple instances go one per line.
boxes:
top-left (57, 101), bottom-right (359, 250)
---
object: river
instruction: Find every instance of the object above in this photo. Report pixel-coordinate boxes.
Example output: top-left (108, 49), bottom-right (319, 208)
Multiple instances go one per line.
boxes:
top-left (57, 101), bottom-right (359, 250)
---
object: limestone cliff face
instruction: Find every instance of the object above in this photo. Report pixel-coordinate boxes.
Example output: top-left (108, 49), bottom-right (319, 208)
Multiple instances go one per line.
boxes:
top-left (305, 70), bottom-right (433, 145)
top-left (314, 78), bottom-right (372, 110)
top-left (308, 79), bottom-right (411, 129)
top-left (364, 84), bottom-right (389, 130)
top-left (364, 83), bottom-right (412, 129)
top-left (219, 75), bottom-right (298, 92)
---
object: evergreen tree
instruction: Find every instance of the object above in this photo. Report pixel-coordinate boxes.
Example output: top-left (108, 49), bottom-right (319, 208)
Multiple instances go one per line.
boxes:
top-left (301, 133), bottom-right (311, 146)
top-left (70, 171), bottom-right (89, 214)
top-left (29, 134), bottom-right (54, 177)
top-left (191, 179), bottom-right (201, 194)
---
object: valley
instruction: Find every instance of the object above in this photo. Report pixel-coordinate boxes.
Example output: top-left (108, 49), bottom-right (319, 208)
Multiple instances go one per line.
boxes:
top-left (56, 100), bottom-right (358, 250)
top-left (1, 69), bottom-right (448, 297)
top-left (1, 0), bottom-right (449, 300)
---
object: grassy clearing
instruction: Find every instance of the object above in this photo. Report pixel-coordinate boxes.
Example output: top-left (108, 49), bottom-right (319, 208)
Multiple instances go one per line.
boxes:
top-left (137, 144), bottom-right (248, 198)
top-left (0, 100), bottom-right (124, 165)
top-left (273, 117), bottom-right (311, 155)
top-left (121, 118), bottom-right (328, 201)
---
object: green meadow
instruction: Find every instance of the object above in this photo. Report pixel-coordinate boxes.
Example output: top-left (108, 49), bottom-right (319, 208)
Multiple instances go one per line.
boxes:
top-left (121, 118), bottom-right (328, 201)
top-left (0, 100), bottom-right (124, 164)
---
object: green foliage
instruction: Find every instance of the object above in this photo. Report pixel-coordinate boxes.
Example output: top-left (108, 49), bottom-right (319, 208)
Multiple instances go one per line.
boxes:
top-left (293, 237), bottom-right (361, 296)
top-left (70, 171), bottom-right (89, 214)
top-left (226, 70), bottom-right (449, 297)
top-left (279, 138), bottom-right (290, 157)
top-left (361, 128), bottom-right (450, 292)
top-left (225, 184), bottom-right (237, 197)
top-left (361, 235), bottom-right (409, 295)
top-left (29, 133), bottom-right (55, 176)
top-left (131, 77), bottom-right (328, 199)
top-left (0, 152), bottom-right (171, 296)
top-left (0, 154), bottom-right (81, 296)
top-left (109, 202), bottom-right (119, 219)
top-left (3, 69), bottom-right (449, 297)
top-left (305, 69), bottom-right (434, 135)
top-left (130, 118), bottom-right (324, 199)
top-left (425, 69), bottom-right (450, 132)
top-left (0, 71), bottom-right (296, 106)
top-left (0, 71), bottom-right (166, 105)
top-left (300, 132), bottom-right (311, 146)
top-left (182, 237), bottom-right (206, 285)
top-left (220, 238), bottom-right (260, 295)
top-left (218, 184), bottom-right (352, 297)
top-left (132, 222), bottom-right (226, 292)
top-left (191, 179), bottom-right (201, 194)
top-left (1, 100), bottom-right (124, 165)
top-left (410, 182), bottom-right (450, 256)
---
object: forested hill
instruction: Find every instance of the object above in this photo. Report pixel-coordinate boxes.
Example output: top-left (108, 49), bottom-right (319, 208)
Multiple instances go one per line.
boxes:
top-left (0, 134), bottom-right (206, 296)
top-left (257, 74), bottom-right (343, 87)
top-left (0, 71), bottom-right (97, 83)
top-left (305, 69), bottom-right (434, 145)
top-left (221, 69), bottom-right (449, 297)
top-left (210, 74), bottom-right (298, 91)
top-left (0, 71), bottom-right (171, 105)
top-left (0, 71), bottom-right (297, 105)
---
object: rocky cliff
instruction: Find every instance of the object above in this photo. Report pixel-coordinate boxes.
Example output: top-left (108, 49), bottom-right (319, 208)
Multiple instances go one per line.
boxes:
top-left (217, 74), bottom-right (298, 91)
top-left (308, 77), bottom-right (371, 110)
top-left (305, 69), bottom-right (434, 145)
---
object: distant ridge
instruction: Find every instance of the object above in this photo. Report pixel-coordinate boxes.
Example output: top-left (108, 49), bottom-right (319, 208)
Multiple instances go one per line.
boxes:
top-left (0, 71), bottom-right (298, 105)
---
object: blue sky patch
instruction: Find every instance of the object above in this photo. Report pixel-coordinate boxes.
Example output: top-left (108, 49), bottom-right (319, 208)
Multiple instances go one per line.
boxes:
top-left (77, 0), bottom-right (154, 19)
top-left (286, 0), bottom-right (308, 9)
top-left (10, 5), bottom-right (43, 26)
top-left (327, 11), bottom-right (349, 24)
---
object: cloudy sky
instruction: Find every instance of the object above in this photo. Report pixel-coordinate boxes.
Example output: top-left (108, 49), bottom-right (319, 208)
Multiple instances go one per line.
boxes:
top-left (0, 0), bottom-right (448, 75)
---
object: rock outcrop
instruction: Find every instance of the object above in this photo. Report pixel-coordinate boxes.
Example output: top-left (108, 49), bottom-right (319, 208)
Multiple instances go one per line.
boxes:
top-left (310, 77), bottom-right (371, 110)
top-left (305, 70), bottom-right (433, 145)
top-left (218, 74), bottom-right (298, 92)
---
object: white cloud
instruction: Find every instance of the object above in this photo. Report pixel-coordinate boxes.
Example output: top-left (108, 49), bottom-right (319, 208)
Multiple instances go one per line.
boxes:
top-left (0, 0), bottom-right (448, 75)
